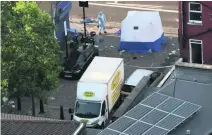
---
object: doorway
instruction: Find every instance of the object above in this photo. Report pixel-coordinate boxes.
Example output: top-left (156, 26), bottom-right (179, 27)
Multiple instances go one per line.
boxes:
top-left (189, 39), bottom-right (203, 64)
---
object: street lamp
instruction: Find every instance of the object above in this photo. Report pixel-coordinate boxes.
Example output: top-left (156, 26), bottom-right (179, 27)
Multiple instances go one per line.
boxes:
top-left (79, 1), bottom-right (89, 38)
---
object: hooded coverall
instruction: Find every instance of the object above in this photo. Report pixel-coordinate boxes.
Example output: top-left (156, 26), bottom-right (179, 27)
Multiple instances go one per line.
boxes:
top-left (97, 12), bottom-right (107, 34)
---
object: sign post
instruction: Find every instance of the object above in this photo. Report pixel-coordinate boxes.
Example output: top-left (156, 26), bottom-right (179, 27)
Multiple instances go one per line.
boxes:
top-left (64, 21), bottom-right (68, 58)
top-left (79, 1), bottom-right (89, 38)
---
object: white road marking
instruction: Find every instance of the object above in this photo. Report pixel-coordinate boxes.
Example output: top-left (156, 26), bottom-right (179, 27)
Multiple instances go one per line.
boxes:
top-left (106, 2), bottom-right (163, 9)
top-left (89, 2), bottom-right (178, 13)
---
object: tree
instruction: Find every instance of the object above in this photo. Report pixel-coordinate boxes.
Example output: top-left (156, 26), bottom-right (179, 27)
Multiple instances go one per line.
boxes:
top-left (1, 1), bottom-right (17, 105)
top-left (1, 1), bottom-right (62, 115)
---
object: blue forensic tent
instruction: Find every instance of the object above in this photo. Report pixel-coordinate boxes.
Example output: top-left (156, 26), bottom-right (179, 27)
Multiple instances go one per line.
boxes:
top-left (120, 11), bottom-right (167, 53)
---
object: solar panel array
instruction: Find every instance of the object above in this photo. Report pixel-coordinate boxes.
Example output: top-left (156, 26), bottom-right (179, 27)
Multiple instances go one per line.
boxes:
top-left (98, 92), bottom-right (201, 135)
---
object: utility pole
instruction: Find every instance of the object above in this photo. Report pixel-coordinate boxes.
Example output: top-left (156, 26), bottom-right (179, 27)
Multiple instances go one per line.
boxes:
top-left (51, 1), bottom-right (57, 38)
top-left (173, 69), bottom-right (177, 97)
top-left (82, 6), bottom-right (86, 38)
top-left (79, 1), bottom-right (88, 38)
top-left (79, 1), bottom-right (89, 47)
top-left (64, 21), bottom-right (68, 57)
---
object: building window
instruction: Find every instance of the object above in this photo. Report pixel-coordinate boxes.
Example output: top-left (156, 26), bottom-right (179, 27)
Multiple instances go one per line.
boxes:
top-left (189, 2), bottom-right (202, 24)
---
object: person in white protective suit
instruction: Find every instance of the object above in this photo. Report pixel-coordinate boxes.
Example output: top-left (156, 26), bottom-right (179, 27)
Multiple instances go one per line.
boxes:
top-left (97, 12), bottom-right (107, 35)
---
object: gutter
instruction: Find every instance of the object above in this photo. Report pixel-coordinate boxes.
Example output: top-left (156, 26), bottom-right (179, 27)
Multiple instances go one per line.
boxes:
top-left (175, 62), bottom-right (212, 70)
top-left (73, 123), bottom-right (86, 135)
top-left (157, 66), bottom-right (175, 87)
top-left (204, 128), bottom-right (212, 135)
top-left (157, 58), bottom-right (183, 87)
top-left (182, 1), bottom-right (186, 48)
top-left (150, 73), bottom-right (164, 87)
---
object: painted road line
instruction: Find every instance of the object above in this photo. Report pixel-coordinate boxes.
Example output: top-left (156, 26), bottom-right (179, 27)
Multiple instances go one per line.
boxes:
top-left (89, 2), bottom-right (178, 13)
top-left (106, 2), bottom-right (163, 9)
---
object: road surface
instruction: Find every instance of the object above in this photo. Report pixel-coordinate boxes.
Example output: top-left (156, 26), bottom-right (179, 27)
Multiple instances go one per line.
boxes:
top-left (70, 1), bottom-right (179, 28)
top-left (2, 1), bottom-right (180, 120)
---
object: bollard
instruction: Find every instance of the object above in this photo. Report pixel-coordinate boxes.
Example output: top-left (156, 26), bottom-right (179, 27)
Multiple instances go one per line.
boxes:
top-left (60, 106), bottom-right (65, 120)
top-left (69, 108), bottom-right (74, 120)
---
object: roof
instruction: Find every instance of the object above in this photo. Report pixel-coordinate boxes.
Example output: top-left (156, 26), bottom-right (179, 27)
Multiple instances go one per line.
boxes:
top-left (205, 128), bottom-right (212, 135)
top-left (79, 56), bottom-right (123, 83)
top-left (125, 69), bottom-right (154, 86)
top-left (157, 63), bottom-right (212, 135)
top-left (1, 113), bottom-right (82, 135)
top-left (98, 62), bottom-right (212, 135)
top-left (1, 113), bottom-right (57, 121)
top-left (85, 128), bottom-right (102, 135)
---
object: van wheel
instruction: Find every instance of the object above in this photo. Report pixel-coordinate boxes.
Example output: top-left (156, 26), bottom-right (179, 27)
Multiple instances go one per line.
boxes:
top-left (94, 50), bottom-right (99, 56)
top-left (101, 123), bottom-right (105, 129)
top-left (99, 122), bottom-right (105, 129)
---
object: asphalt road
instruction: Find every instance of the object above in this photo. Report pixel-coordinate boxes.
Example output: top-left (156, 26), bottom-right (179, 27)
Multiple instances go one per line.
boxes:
top-left (70, 1), bottom-right (179, 28)
top-left (2, 1), bottom-right (180, 120)
top-left (3, 37), bottom-right (180, 120)
top-left (36, 35), bottom-right (179, 120)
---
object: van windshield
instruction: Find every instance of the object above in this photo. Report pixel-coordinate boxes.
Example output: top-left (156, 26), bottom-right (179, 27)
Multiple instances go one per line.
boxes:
top-left (75, 100), bottom-right (101, 118)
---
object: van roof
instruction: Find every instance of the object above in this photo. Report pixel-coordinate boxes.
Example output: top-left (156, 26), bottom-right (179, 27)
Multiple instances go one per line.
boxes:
top-left (79, 56), bottom-right (123, 84)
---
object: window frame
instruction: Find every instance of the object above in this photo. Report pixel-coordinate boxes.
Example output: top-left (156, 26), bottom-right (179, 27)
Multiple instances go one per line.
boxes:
top-left (189, 2), bottom-right (202, 24)
top-left (101, 101), bottom-right (106, 116)
top-left (189, 39), bottom-right (203, 64)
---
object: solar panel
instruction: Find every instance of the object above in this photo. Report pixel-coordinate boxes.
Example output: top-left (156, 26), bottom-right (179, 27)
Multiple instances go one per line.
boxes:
top-left (108, 117), bottom-right (136, 132)
top-left (125, 104), bottom-right (152, 119)
top-left (156, 114), bottom-right (185, 130)
top-left (141, 92), bottom-right (169, 108)
top-left (98, 92), bottom-right (201, 135)
top-left (156, 98), bottom-right (184, 113)
top-left (140, 109), bottom-right (168, 125)
top-left (124, 121), bottom-right (151, 135)
top-left (142, 127), bottom-right (169, 135)
top-left (172, 102), bottom-right (200, 118)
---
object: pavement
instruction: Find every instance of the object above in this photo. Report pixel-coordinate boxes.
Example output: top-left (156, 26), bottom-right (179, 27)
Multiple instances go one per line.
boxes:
top-left (69, 17), bottom-right (178, 37)
top-left (23, 34), bottom-right (179, 120)
top-left (2, 1), bottom-right (181, 121)
top-left (70, 1), bottom-right (179, 28)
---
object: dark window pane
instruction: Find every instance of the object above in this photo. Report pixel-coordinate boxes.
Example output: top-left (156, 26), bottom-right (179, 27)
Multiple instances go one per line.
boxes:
top-left (190, 12), bottom-right (202, 21)
top-left (190, 3), bottom-right (201, 11)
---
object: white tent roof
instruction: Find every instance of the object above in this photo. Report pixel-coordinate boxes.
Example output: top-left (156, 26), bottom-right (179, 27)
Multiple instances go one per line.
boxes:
top-left (121, 11), bottom-right (164, 42)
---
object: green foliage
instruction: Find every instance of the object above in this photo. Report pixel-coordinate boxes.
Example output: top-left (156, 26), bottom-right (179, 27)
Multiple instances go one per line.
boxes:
top-left (1, 1), bottom-right (62, 101)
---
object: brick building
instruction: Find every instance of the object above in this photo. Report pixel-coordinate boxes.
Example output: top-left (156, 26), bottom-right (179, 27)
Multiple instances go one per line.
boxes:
top-left (36, 1), bottom-right (53, 16)
top-left (178, 1), bottom-right (212, 64)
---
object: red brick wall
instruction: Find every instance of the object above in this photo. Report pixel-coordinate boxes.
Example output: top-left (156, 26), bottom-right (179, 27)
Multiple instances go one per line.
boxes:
top-left (179, 1), bottom-right (212, 64)
top-left (36, 1), bottom-right (52, 16)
